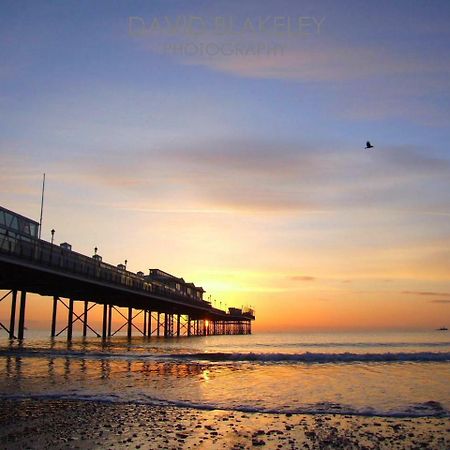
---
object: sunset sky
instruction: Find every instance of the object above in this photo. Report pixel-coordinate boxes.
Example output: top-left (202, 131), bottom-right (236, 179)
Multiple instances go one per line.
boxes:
top-left (1, 1), bottom-right (450, 332)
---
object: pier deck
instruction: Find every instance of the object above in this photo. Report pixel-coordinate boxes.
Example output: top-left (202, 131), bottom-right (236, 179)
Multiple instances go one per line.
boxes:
top-left (0, 206), bottom-right (254, 339)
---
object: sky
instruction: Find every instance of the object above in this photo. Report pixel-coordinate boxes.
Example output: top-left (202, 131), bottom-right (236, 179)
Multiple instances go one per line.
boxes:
top-left (1, 0), bottom-right (450, 332)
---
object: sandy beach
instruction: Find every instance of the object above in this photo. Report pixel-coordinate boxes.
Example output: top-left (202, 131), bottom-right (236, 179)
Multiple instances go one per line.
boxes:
top-left (0, 399), bottom-right (448, 449)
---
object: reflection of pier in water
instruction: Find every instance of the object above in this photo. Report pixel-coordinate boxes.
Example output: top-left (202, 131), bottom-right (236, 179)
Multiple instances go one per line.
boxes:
top-left (0, 205), bottom-right (254, 340)
top-left (2, 348), bottom-right (209, 391)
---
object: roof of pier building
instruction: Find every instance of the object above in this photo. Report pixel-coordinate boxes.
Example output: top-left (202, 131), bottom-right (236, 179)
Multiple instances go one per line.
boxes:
top-left (146, 269), bottom-right (205, 293)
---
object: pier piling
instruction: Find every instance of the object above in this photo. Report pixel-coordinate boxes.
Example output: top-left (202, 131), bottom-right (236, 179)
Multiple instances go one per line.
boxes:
top-left (17, 291), bottom-right (27, 340)
top-left (67, 298), bottom-right (74, 340)
top-left (127, 307), bottom-right (132, 339)
top-left (107, 305), bottom-right (112, 337)
top-left (51, 296), bottom-right (58, 338)
top-left (9, 290), bottom-right (17, 339)
top-left (102, 304), bottom-right (108, 339)
top-left (83, 301), bottom-right (89, 337)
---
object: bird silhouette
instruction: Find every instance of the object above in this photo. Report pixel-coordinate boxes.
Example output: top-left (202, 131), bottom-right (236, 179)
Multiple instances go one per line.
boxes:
top-left (365, 141), bottom-right (374, 149)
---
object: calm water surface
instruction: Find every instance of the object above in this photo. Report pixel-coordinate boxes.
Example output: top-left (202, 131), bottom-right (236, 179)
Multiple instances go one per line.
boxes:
top-left (0, 331), bottom-right (449, 417)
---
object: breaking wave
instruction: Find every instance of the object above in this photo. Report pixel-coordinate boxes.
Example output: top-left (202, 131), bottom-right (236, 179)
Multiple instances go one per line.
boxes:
top-left (1, 348), bottom-right (450, 363)
top-left (165, 351), bottom-right (450, 363)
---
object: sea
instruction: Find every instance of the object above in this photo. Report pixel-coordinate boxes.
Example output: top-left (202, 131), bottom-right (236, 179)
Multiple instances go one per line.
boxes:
top-left (0, 331), bottom-right (449, 418)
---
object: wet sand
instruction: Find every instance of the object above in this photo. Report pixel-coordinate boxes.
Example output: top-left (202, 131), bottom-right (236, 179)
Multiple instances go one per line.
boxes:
top-left (0, 399), bottom-right (448, 449)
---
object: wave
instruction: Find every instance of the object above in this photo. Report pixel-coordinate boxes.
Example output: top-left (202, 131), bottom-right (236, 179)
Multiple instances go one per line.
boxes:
top-left (165, 351), bottom-right (450, 363)
top-left (253, 341), bottom-right (450, 348)
top-left (0, 393), bottom-right (448, 418)
top-left (1, 348), bottom-right (450, 363)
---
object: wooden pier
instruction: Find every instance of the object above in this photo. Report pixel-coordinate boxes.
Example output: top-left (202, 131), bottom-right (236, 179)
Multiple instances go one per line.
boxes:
top-left (0, 206), bottom-right (254, 340)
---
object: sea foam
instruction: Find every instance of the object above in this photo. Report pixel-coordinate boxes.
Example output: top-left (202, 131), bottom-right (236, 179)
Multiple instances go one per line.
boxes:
top-left (0, 393), bottom-right (448, 418)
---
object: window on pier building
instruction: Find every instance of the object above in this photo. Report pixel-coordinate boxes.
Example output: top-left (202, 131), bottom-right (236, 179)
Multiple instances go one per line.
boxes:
top-left (21, 222), bottom-right (31, 236)
top-left (1, 212), bottom-right (19, 231)
top-left (0, 208), bottom-right (39, 239)
top-left (28, 223), bottom-right (38, 238)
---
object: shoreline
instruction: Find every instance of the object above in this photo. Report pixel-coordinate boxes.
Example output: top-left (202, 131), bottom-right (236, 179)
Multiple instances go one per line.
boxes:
top-left (0, 399), bottom-right (449, 449)
top-left (1, 394), bottom-right (449, 419)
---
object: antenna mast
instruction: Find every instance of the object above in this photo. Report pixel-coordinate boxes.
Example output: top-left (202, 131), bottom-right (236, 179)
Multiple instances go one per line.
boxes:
top-left (38, 173), bottom-right (46, 239)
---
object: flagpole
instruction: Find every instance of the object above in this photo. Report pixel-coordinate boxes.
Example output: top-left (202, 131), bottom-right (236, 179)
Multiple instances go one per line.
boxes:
top-left (38, 173), bottom-right (46, 239)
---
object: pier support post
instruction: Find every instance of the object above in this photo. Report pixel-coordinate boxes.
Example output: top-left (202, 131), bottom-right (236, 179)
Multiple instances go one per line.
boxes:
top-left (51, 296), bottom-right (58, 337)
top-left (17, 291), bottom-right (27, 340)
top-left (143, 310), bottom-right (147, 337)
top-left (157, 313), bottom-right (161, 337)
top-left (187, 316), bottom-right (191, 337)
top-left (67, 298), bottom-right (74, 340)
top-left (102, 304), bottom-right (108, 339)
top-left (83, 301), bottom-right (88, 337)
top-left (176, 314), bottom-right (181, 337)
top-left (164, 313), bottom-right (168, 338)
top-left (108, 305), bottom-right (112, 337)
top-left (147, 311), bottom-right (152, 337)
top-left (9, 290), bottom-right (17, 339)
top-left (127, 307), bottom-right (132, 339)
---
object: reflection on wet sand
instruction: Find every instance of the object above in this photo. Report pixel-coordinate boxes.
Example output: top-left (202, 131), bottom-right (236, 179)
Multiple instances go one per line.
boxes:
top-left (1, 351), bottom-right (208, 384)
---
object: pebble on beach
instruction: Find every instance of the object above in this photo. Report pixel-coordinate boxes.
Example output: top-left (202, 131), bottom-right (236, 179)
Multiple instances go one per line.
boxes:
top-left (0, 399), bottom-right (448, 449)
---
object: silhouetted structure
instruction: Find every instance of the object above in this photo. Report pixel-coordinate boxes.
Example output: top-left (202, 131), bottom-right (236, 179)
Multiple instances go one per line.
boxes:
top-left (0, 205), bottom-right (254, 339)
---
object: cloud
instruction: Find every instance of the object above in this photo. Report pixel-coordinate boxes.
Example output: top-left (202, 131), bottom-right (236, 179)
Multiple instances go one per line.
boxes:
top-left (290, 275), bottom-right (315, 281)
top-left (134, 30), bottom-right (450, 124)
top-left (164, 142), bottom-right (450, 212)
top-left (53, 138), bottom-right (450, 215)
top-left (403, 291), bottom-right (450, 297)
top-left (198, 46), bottom-right (449, 83)
top-left (428, 300), bottom-right (450, 304)
top-left (4, 132), bottom-right (449, 217)
top-left (137, 25), bottom-right (450, 83)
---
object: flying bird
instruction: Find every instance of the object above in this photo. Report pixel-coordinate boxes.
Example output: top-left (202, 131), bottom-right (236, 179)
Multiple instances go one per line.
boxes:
top-left (365, 141), bottom-right (374, 149)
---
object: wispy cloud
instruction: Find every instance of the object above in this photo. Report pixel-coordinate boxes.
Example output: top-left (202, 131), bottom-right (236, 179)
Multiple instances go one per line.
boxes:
top-left (289, 275), bottom-right (315, 282)
top-left (52, 139), bottom-right (450, 215)
top-left (428, 300), bottom-right (450, 304)
top-left (186, 45), bottom-right (450, 83)
top-left (134, 28), bottom-right (450, 124)
top-left (403, 291), bottom-right (450, 297)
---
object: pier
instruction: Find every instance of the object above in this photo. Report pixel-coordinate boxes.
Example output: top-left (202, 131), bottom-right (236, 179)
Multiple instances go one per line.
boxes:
top-left (0, 206), bottom-right (254, 340)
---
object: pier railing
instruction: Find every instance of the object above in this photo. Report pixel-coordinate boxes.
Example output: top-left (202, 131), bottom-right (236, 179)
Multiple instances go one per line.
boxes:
top-left (0, 232), bottom-right (214, 311)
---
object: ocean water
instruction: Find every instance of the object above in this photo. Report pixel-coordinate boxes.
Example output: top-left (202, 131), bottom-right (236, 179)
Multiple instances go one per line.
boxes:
top-left (0, 331), bottom-right (449, 418)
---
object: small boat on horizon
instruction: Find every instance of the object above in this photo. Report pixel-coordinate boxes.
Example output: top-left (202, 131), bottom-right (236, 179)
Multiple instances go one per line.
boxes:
top-left (436, 326), bottom-right (448, 331)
